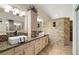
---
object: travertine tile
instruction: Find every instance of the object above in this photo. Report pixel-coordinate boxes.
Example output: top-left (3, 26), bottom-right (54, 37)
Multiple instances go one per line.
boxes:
top-left (39, 41), bottom-right (72, 55)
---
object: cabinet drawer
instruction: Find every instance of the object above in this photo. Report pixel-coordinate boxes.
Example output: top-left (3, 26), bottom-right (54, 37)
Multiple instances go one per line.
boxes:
top-left (35, 47), bottom-right (41, 55)
top-left (24, 40), bottom-right (35, 48)
top-left (35, 42), bottom-right (41, 48)
top-left (35, 38), bottom-right (41, 42)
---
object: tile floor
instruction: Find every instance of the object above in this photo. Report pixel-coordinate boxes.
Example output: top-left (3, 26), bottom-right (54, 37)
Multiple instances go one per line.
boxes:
top-left (39, 41), bottom-right (72, 55)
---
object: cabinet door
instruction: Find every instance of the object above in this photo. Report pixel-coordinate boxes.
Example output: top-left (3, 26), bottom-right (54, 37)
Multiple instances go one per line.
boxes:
top-left (45, 36), bottom-right (48, 46)
top-left (14, 45), bottom-right (24, 55)
top-left (24, 45), bottom-right (34, 55)
top-left (42, 37), bottom-right (46, 48)
top-left (35, 38), bottom-right (42, 55)
top-left (35, 47), bottom-right (41, 55)
top-left (39, 38), bottom-right (43, 50)
top-left (42, 36), bottom-right (48, 48)
top-left (24, 41), bottom-right (35, 55)
top-left (0, 48), bottom-right (14, 55)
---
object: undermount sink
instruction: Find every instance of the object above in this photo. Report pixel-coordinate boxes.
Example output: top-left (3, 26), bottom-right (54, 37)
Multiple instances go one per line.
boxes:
top-left (8, 35), bottom-right (28, 45)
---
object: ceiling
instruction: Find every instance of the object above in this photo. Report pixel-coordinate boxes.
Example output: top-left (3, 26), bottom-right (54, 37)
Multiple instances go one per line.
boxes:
top-left (10, 4), bottom-right (29, 11)
top-left (35, 4), bottom-right (73, 20)
top-left (1, 4), bottom-right (74, 20)
top-left (14, 4), bottom-right (73, 20)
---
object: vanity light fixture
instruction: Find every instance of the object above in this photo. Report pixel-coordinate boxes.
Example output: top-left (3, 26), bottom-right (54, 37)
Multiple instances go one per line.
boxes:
top-left (14, 22), bottom-right (21, 26)
top-left (19, 11), bottom-right (26, 16)
top-left (19, 14), bottom-right (23, 16)
top-left (21, 11), bottom-right (26, 16)
top-left (37, 18), bottom-right (43, 22)
top-left (5, 21), bottom-right (9, 27)
top-left (13, 8), bottom-right (26, 16)
top-left (13, 8), bottom-right (20, 15)
top-left (2, 4), bottom-right (26, 17)
top-left (5, 21), bottom-right (8, 24)
top-left (4, 5), bottom-right (13, 13)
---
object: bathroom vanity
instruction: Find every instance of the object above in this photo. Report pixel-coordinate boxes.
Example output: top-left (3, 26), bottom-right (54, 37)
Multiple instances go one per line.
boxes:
top-left (0, 35), bottom-right (48, 55)
top-left (0, 5), bottom-right (49, 55)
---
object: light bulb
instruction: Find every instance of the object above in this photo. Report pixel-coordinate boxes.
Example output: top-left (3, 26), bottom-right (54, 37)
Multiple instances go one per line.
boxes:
top-left (4, 5), bottom-right (13, 13)
top-left (19, 11), bottom-right (26, 16)
top-left (13, 8), bottom-right (19, 15)
top-left (37, 18), bottom-right (43, 22)
top-left (21, 11), bottom-right (26, 16)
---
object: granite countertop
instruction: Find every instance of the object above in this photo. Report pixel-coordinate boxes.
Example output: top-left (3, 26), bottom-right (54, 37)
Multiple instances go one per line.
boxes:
top-left (0, 35), bottom-right (48, 53)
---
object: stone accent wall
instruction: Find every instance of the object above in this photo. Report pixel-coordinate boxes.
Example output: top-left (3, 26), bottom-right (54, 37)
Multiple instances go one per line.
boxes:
top-left (43, 17), bottom-right (70, 45)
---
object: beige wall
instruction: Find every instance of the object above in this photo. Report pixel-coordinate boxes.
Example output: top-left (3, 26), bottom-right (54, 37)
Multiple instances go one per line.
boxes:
top-left (43, 19), bottom-right (64, 45)
top-left (38, 9), bottom-right (65, 45)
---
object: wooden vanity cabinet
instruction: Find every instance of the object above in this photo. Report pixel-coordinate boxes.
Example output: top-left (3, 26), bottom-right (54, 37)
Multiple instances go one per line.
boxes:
top-left (0, 48), bottom-right (14, 55)
top-left (0, 36), bottom-right (48, 55)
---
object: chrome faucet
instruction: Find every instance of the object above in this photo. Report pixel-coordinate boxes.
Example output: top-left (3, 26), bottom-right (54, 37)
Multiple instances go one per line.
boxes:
top-left (14, 30), bottom-right (17, 36)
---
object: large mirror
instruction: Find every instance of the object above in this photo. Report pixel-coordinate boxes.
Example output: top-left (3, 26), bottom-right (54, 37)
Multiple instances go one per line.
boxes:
top-left (37, 17), bottom-right (43, 32)
top-left (0, 5), bottom-right (25, 35)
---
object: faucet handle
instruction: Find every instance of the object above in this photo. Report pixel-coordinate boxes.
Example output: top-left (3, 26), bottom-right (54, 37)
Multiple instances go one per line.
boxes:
top-left (23, 37), bottom-right (25, 42)
top-left (18, 37), bottom-right (21, 44)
